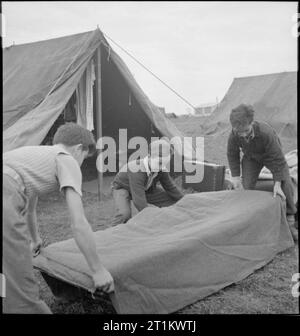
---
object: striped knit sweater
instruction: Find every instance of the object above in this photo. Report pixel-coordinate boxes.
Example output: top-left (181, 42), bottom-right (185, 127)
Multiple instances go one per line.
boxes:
top-left (3, 145), bottom-right (81, 198)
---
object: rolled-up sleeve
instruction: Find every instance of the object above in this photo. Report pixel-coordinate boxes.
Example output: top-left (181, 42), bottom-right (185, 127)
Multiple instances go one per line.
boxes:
top-left (227, 133), bottom-right (241, 177)
top-left (56, 153), bottom-right (82, 196)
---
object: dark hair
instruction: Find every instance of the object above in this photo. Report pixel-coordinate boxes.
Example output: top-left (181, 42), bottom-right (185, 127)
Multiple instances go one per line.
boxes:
top-left (53, 123), bottom-right (96, 155)
top-left (230, 104), bottom-right (254, 128)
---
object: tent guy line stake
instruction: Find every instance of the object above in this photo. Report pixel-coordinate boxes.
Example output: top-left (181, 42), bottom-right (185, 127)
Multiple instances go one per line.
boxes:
top-left (102, 32), bottom-right (198, 111)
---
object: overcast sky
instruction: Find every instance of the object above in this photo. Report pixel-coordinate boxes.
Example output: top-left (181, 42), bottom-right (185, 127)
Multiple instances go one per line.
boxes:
top-left (2, 1), bottom-right (298, 114)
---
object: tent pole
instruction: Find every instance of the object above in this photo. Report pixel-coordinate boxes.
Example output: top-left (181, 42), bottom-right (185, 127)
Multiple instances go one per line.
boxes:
top-left (95, 46), bottom-right (103, 201)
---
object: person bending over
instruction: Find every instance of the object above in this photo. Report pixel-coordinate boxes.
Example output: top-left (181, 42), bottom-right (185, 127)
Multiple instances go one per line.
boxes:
top-left (3, 123), bottom-right (114, 314)
top-left (227, 104), bottom-right (297, 240)
top-left (111, 139), bottom-right (184, 225)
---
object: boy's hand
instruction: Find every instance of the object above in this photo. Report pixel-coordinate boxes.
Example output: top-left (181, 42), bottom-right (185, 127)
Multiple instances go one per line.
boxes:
top-left (231, 176), bottom-right (244, 190)
top-left (92, 267), bottom-right (114, 293)
top-left (273, 181), bottom-right (286, 200)
top-left (30, 237), bottom-right (43, 257)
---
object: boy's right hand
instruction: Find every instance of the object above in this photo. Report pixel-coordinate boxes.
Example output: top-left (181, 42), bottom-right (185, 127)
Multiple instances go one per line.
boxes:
top-left (92, 267), bottom-right (114, 293)
top-left (30, 237), bottom-right (43, 257)
top-left (232, 176), bottom-right (244, 190)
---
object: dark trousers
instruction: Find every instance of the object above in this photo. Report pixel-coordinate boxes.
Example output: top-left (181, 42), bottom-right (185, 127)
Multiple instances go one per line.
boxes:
top-left (111, 186), bottom-right (176, 225)
top-left (2, 174), bottom-right (51, 314)
top-left (241, 157), bottom-right (297, 215)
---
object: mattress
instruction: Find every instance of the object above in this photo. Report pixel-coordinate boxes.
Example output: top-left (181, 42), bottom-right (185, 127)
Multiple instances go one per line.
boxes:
top-left (33, 190), bottom-right (294, 314)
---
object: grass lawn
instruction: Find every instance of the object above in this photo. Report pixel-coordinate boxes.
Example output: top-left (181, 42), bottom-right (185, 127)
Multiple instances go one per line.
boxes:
top-left (35, 116), bottom-right (299, 314)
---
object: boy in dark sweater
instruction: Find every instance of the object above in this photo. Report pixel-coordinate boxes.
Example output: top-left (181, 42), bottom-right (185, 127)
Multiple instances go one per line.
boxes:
top-left (227, 104), bottom-right (297, 240)
top-left (111, 139), bottom-right (184, 225)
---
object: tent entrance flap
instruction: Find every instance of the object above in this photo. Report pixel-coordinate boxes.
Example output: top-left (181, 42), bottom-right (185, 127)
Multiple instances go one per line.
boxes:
top-left (3, 59), bottom-right (89, 152)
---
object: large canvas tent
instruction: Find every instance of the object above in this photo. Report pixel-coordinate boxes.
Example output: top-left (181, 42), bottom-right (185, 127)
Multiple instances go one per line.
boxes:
top-left (202, 71), bottom-right (297, 138)
top-left (3, 28), bottom-right (184, 153)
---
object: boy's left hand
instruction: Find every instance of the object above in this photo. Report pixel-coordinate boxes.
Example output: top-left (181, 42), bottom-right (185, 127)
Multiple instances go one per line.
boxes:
top-left (273, 182), bottom-right (286, 200)
top-left (30, 237), bottom-right (43, 257)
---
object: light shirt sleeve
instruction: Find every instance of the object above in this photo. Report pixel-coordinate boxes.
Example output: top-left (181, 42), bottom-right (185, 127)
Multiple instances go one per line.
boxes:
top-left (56, 153), bottom-right (82, 196)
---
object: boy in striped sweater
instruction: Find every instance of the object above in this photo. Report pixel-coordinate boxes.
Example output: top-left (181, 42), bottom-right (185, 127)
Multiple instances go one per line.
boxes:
top-left (3, 123), bottom-right (114, 314)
